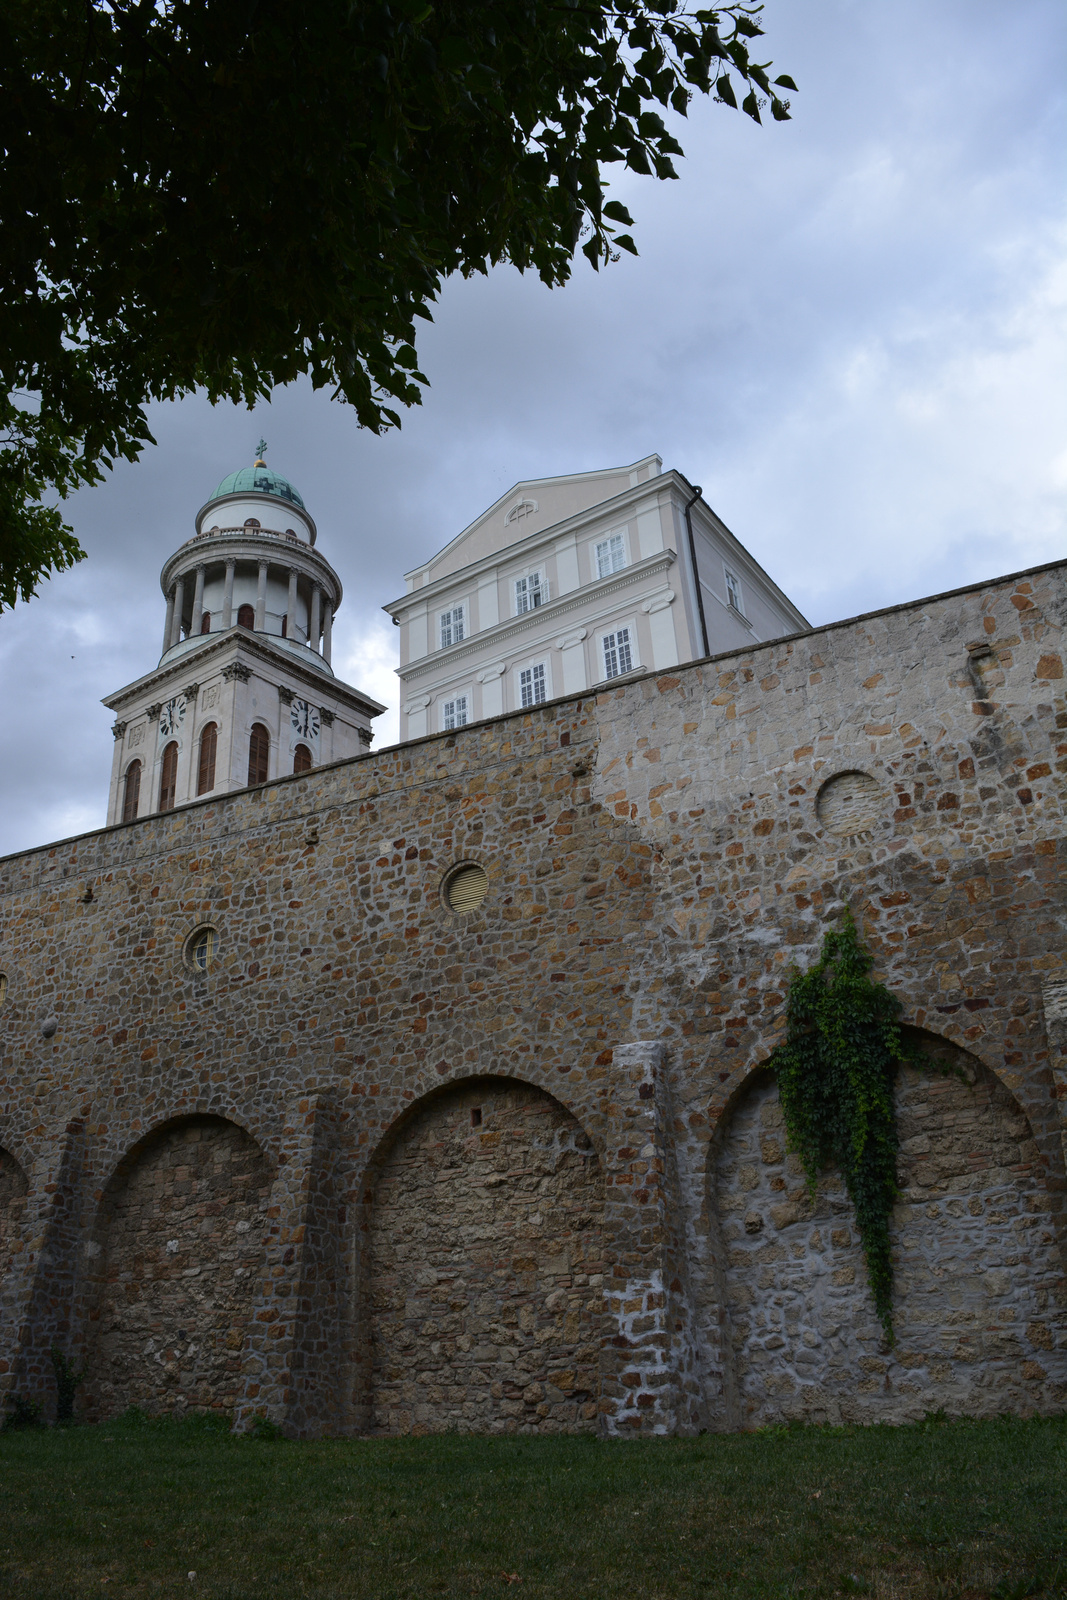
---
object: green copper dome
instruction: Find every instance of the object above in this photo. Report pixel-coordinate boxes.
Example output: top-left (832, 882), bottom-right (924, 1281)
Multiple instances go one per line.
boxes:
top-left (213, 461), bottom-right (305, 509)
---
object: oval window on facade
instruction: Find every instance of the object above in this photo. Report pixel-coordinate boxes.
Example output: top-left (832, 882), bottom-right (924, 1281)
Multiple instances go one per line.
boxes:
top-left (184, 926), bottom-right (219, 972)
top-left (442, 863), bottom-right (489, 914)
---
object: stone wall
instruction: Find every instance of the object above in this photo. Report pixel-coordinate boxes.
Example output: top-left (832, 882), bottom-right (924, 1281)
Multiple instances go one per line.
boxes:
top-left (82, 1117), bottom-right (273, 1420)
top-left (366, 1078), bottom-right (603, 1434)
top-left (0, 558), bottom-right (1064, 1433)
top-left (0, 1147), bottom-right (29, 1355)
top-left (714, 1036), bottom-right (1067, 1427)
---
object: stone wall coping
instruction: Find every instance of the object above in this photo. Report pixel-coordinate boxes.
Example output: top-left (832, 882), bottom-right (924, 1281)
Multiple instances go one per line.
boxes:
top-left (3, 552), bottom-right (1064, 873)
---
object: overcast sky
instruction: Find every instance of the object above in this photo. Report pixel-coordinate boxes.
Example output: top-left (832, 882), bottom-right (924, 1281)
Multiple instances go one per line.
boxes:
top-left (1, 0), bottom-right (1064, 858)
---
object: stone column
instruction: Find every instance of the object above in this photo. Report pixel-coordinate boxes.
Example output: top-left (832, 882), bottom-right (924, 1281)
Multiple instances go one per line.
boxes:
top-left (222, 559), bottom-right (236, 628)
top-left (287, 569), bottom-right (299, 640)
top-left (190, 565), bottom-right (206, 637)
top-left (309, 585), bottom-right (321, 654)
top-left (598, 1042), bottom-right (700, 1436)
top-left (169, 575), bottom-right (185, 648)
top-left (162, 587), bottom-right (176, 656)
top-left (234, 1094), bottom-right (345, 1437)
top-left (255, 561), bottom-right (268, 632)
top-left (322, 601), bottom-right (333, 665)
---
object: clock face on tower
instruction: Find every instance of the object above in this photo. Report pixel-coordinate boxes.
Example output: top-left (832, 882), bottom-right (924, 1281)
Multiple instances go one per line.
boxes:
top-left (159, 696), bottom-right (187, 737)
top-left (290, 698), bottom-right (321, 740)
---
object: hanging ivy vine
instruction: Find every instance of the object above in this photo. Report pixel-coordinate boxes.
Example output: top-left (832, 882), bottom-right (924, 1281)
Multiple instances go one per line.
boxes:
top-left (768, 910), bottom-right (916, 1342)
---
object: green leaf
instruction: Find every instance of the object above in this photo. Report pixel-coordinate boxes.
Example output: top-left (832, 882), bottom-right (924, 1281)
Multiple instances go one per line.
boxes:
top-left (741, 90), bottom-right (761, 123)
top-left (602, 201), bottom-right (634, 225)
top-left (716, 74), bottom-right (737, 108)
top-left (612, 233), bottom-right (638, 255)
top-left (774, 74), bottom-right (799, 92)
top-left (770, 96), bottom-right (791, 122)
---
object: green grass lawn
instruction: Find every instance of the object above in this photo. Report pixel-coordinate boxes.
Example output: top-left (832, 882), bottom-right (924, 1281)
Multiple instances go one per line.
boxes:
top-left (0, 1412), bottom-right (1064, 1600)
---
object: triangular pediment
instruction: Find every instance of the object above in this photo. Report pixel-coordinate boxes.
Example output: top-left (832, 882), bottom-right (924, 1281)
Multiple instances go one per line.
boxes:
top-left (404, 455), bottom-right (662, 588)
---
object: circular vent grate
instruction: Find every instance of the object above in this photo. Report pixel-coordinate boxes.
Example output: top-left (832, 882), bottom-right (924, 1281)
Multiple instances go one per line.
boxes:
top-left (444, 863), bottom-right (489, 913)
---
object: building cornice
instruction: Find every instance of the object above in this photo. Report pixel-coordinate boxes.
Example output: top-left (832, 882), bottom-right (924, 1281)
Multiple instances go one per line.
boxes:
top-left (397, 551), bottom-right (676, 684)
top-left (385, 476), bottom-right (683, 617)
top-left (102, 630), bottom-right (385, 719)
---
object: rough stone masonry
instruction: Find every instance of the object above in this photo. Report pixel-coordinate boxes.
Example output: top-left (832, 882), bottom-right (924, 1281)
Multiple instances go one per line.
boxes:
top-left (0, 560), bottom-right (1065, 1435)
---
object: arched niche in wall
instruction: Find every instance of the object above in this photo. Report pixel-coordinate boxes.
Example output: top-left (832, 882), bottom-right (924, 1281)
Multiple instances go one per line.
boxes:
top-left (708, 1031), bottom-right (1067, 1430)
top-left (359, 1075), bottom-right (603, 1436)
top-left (82, 1115), bottom-right (273, 1423)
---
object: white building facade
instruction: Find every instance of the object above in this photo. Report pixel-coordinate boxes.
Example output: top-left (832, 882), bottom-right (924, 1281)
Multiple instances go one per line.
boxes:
top-left (384, 455), bottom-right (809, 741)
top-left (102, 455), bottom-right (385, 825)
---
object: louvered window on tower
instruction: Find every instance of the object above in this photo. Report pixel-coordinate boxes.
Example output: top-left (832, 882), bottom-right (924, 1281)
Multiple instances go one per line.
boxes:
top-left (158, 741), bottom-right (178, 812)
top-left (247, 723), bottom-right (270, 786)
top-left (443, 863), bottom-right (489, 913)
top-left (602, 627), bottom-right (633, 680)
top-left (519, 663), bottom-right (547, 708)
top-left (197, 722), bottom-right (218, 795)
top-left (122, 759), bottom-right (141, 823)
top-left (443, 696), bottom-right (468, 730)
top-left (440, 605), bottom-right (465, 647)
top-left (514, 572), bottom-right (545, 614)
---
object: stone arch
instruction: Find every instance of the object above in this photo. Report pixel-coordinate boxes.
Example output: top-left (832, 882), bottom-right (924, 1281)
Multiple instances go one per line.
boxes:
top-left (362, 1075), bottom-right (604, 1435)
top-left (710, 1031), bottom-right (1067, 1428)
top-left (82, 1114), bottom-right (273, 1422)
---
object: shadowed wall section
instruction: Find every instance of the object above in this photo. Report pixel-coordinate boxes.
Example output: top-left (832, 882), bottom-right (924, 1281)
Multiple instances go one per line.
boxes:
top-left (712, 1036), bottom-right (1067, 1427)
top-left (83, 1116), bottom-right (273, 1420)
top-left (366, 1078), bottom-right (604, 1435)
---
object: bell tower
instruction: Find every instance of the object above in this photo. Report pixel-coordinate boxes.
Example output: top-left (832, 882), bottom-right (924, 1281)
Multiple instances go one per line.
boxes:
top-left (102, 448), bottom-right (385, 824)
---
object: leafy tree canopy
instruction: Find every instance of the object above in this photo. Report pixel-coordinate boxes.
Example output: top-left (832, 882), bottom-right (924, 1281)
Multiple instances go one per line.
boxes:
top-left (0, 0), bottom-right (795, 608)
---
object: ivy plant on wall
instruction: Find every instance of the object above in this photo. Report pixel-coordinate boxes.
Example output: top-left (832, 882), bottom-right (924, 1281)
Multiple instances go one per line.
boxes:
top-left (768, 910), bottom-right (915, 1341)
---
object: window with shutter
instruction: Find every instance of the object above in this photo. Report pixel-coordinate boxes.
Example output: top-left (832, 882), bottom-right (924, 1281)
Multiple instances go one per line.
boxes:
top-left (122, 760), bottom-right (141, 823)
top-left (440, 605), bottom-right (465, 648)
top-left (158, 742), bottom-right (178, 812)
top-left (514, 572), bottom-right (545, 615)
top-left (519, 662), bottom-right (547, 707)
top-left (442, 696), bottom-right (468, 730)
top-left (197, 722), bottom-right (218, 795)
top-left (200, 611), bottom-right (211, 634)
top-left (602, 626), bottom-right (634, 680)
top-left (293, 743), bottom-right (312, 774)
top-left (595, 533), bottom-right (627, 578)
top-left (237, 603), bottom-right (255, 629)
top-left (247, 723), bottom-right (270, 786)
top-left (724, 567), bottom-right (746, 616)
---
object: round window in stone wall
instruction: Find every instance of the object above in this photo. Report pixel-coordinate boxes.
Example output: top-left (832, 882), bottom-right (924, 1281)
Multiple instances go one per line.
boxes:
top-left (815, 770), bottom-right (887, 838)
top-left (442, 863), bottom-right (489, 914)
top-left (184, 926), bottom-right (219, 972)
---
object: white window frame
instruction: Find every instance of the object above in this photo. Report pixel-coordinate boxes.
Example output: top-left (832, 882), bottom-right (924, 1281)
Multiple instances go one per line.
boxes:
top-left (513, 569), bottom-right (548, 616)
top-left (594, 529), bottom-right (629, 580)
top-left (439, 601), bottom-right (466, 648)
top-left (724, 566), bottom-right (746, 618)
top-left (441, 693), bottom-right (470, 731)
top-left (516, 659), bottom-right (550, 709)
top-left (599, 621), bottom-right (639, 682)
